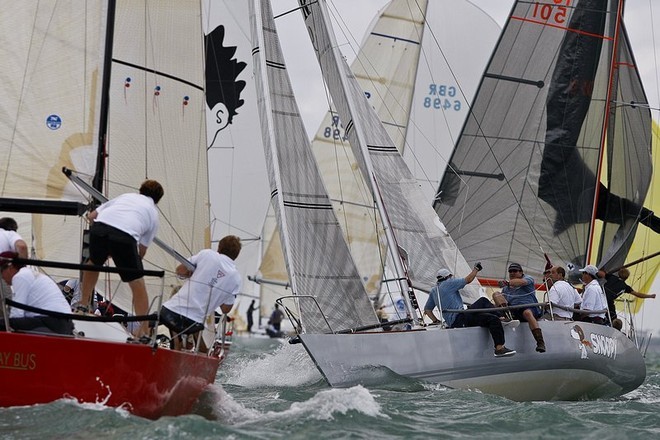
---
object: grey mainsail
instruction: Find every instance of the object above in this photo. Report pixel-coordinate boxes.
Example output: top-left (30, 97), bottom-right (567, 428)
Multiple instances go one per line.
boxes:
top-left (250, 0), bottom-right (379, 333)
top-left (434, 0), bottom-right (653, 280)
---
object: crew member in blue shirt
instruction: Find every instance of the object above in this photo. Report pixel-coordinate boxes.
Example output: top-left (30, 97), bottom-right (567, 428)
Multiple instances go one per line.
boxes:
top-left (498, 262), bottom-right (545, 353)
top-left (424, 263), bottom-right (515, 357)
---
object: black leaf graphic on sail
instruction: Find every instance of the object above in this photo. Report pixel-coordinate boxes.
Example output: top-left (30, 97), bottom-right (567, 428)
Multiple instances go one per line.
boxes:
top-left (206, 25), bottom-right (247, 147)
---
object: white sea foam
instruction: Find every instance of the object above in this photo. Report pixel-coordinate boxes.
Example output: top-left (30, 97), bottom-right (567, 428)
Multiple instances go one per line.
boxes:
top-left (59, 396), bottom-right (132, 418)
top-left (219, 385), bottom-right (388, 425)
top-left (203, 385), bottom-right (262, 423)
top-left (223, 342), bottom-right (322, 387)
top-left (274, 385), bottom-right (389, 421)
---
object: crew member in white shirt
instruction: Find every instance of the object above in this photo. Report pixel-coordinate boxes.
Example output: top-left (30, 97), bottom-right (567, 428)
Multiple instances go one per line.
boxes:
top-left (0, 217), bottom-right (28, 258)
top-left (579, 265), bottom-right (608, 324)
top-left (0, 251), bottom-right (73, 334)
top-left (547, 266), bottom-right (582, 320)
top-left (79, 179), bottom-right (163, 338)
top-left (160, 235), bottom-right (242, 351)
top-left (0, 217), bottom-right (29, 321)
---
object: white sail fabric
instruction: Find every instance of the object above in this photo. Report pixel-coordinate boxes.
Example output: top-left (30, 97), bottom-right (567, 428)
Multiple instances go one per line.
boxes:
top-left (259, 0), bottom-right (500, 310)
top-left (203, 0), bottom-right (270, 308)
top-left (259, 0), bottom-right (429, 305)
top-left (309, 0), bottom-right (429, 298)
top-left (0, 1), bottom-right (106, 278)
top-left (101, 0), bottom-right (210, 312)
top-left (251, 0), bottom-right (378, 333)
top-left (300, 0), bottom-right (481, 301)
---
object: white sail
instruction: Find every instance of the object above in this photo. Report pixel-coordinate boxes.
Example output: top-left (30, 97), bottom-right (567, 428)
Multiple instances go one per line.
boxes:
top-left (203, 0), bottom-right (270, 320)
top-left (95, 0), bottom-right (209, 313)
top-left (250, 0), bottom-right (378, 333)
top-left (0, 1), bottom-right (210, 315)
top-left (300, 0), bottom-right (480, 301)
top-left (0, 1), bottom-right (106, 278)
top-left (257, 0), bottom-right (500, 316)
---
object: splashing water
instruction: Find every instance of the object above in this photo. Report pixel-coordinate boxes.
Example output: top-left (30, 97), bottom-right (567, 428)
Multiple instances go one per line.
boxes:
top-left (222, 340), bottom-right (322, 387)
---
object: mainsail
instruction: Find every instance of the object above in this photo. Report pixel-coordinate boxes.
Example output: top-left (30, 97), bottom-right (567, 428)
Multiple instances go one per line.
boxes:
top-left (250, 0), bottom-right (378, 333)
top-left (434, 0), bottom-right (654, 282)
top-left (1, 0), bottom-right (210, 315)
top-left (0, 1), bottom-right (106, 278)
top-left (300, 0), bottom-right (480, 301)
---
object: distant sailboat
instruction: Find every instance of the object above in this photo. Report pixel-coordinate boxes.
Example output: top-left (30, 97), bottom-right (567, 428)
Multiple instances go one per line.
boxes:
top-left (249, 0), bottom-right (646, 400)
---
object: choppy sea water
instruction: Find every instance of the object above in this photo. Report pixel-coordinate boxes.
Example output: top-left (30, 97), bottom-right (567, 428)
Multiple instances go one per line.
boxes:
top-left (2, 336), bottom-right (660, 439)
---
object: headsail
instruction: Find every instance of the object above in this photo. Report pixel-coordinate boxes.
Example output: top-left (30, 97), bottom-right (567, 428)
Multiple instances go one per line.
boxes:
top-left (259, 0), bottom-right (430, 308)
top-left (250, 0), bottom-right (379, 333)
top-left (300, 0), bottom-right (480, 301)
top-left (99, 0), bottom-right (210, 312)
top-left (434, 0), bottom-right (654, 281)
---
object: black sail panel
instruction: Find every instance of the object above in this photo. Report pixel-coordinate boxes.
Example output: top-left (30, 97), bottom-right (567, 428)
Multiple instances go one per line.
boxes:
top-left (539, 0), bottom-right (609, 234)
top-left (433, 0), bottom-right (623, 280)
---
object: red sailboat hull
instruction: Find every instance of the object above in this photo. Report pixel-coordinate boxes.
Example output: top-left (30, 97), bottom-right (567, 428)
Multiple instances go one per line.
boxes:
top-left (0, 332), bottom-right (222, 419)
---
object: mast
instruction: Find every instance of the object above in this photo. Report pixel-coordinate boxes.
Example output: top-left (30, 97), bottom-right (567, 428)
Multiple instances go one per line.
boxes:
top-left (586, 0), bottom-right (624, 265)
top-left (92, 0), bottom-right (117, 193)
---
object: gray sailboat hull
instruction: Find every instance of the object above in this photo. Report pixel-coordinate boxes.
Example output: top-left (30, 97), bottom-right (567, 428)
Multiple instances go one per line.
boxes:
top-left (299, 321), bottom-right (645, 400)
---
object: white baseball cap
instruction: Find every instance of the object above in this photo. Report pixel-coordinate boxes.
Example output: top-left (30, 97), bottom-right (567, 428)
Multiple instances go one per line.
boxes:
top-left (436, 268), bottom-right (452, 278)
top-left (579, 265), bottom-right (599, 277)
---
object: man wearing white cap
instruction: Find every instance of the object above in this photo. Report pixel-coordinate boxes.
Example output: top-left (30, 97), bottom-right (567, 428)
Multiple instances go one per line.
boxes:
top-left (579, 264), bottom-right (607, 324)
top-left (424, 263), bottom-right (515, 357)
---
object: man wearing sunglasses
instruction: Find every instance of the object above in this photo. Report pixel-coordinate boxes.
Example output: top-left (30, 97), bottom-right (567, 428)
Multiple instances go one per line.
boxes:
top-left (499, 263), bottom-right (545, 353)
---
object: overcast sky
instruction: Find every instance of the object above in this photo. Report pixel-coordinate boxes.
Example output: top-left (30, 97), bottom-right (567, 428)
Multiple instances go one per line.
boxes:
top-left (274, 0), bottom-right (660, 130)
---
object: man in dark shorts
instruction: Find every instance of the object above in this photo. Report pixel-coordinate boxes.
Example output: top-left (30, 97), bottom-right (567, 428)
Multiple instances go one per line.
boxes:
top-left (79, 180), bottom-right (163, 338)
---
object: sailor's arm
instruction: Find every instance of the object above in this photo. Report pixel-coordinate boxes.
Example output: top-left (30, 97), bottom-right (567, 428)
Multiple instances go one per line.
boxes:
top-left (14, 239), bottom-right (28, 259)
top-left (630, 290), bottom-right (656, 299)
